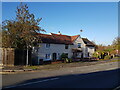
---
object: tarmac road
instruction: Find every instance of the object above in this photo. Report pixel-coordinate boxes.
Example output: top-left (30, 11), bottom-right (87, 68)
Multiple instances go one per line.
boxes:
top-left (2, 61), bottom-right (120, 89)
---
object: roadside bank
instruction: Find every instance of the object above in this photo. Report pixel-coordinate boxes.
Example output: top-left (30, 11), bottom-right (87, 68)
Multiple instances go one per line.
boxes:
top-left (1, 58), bottom-right (120, 74)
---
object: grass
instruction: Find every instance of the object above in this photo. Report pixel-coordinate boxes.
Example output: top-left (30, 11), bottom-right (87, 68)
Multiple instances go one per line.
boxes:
top-left (113, 57), bottom-right (120, 59)
top-left (25, 66), bottom-right (39, 70)
top-left (24, 58), bottom-right (120, 71)
top-left (110, 59), bottom-right (120, 62)
top-left (4, 57), bottom-right (120, 72)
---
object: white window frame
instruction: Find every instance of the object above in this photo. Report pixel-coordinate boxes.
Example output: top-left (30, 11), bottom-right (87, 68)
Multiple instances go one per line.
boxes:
top-left (78, 43), bottom-right (81, 48)
top-left (45, 54), bottom-right (51, 60)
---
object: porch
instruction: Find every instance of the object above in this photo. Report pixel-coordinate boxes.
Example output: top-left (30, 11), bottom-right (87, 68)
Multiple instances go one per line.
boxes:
top-left (72, 48), bottom-right (83, 58)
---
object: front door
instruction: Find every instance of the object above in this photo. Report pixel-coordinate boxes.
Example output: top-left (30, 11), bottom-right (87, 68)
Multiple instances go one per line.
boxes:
top-left (52, 53), bottom-right (57, 61)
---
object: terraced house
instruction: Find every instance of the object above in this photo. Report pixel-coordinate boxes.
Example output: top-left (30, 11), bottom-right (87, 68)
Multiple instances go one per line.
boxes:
top-left (32, 32), bottom-right (96, 64)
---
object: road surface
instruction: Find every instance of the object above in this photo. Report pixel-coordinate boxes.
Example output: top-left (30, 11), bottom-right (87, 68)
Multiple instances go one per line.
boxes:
top-left (2, 61), bottom-right (120, 89)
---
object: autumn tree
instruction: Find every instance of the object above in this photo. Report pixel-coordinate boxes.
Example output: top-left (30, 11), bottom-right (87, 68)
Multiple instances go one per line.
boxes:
top-left (112, 37), bottom-right (120, 55)
top-left (2, 3), bottom-right (45, 49)
top-left (112, 37), bottom-right (120, 46)
top-left (2, 3), bottom-right (45, 65)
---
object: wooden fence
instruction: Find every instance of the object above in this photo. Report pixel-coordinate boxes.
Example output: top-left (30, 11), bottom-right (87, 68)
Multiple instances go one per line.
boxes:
top-left (0, 48), bottom-right (32, 66)
top-left (0, 48), bottom-right (14, 66)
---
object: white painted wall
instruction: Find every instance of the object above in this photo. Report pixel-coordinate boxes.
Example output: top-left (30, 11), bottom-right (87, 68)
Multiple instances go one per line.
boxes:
top-left (36, 43), bottom-right (73, 61)
top-left (87, 46), bottom-right (95, 57)
top-left (73, 37), bottom-right (87, 57)
top-left (33, 36), bottom-right (95, 63)
top-left (72, 37), bottom-right (95, 57)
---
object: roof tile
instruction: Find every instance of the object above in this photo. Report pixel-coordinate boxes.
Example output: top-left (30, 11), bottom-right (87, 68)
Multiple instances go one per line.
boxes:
top-left (37, 33), bottom-right (79, 45)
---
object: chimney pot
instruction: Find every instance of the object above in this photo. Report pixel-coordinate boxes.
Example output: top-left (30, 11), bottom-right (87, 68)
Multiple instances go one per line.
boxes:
top-left (58, 31), bottom-right (61, 35)
top-left (49, 32), bottom-right (52, 35)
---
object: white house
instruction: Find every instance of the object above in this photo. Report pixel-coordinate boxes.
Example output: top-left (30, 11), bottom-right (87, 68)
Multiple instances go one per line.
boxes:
top-left (32, 32), bottom-right (96, 64)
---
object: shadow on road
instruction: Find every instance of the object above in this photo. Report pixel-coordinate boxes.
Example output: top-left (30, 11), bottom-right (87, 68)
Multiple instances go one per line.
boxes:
top-left (2, 69), bottom-right (120, 89)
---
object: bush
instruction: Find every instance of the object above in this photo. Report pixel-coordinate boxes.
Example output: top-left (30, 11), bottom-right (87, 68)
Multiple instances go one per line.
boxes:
top-left (27, 66), bottom-right (39, 70)
top-left (65, 58), bottom-right (72, 63)
top-left (92, 52), bottom-right (99, 58)
top-left (60, 53), bottom-right (68, 60)
top-left (60, 53), bottom-right (72, 63)
top-left (104, 55), bottom-right (111, 60)
top-left (69, 58), bottom-right (72, 62)
top-left (65, 58), bottom-right (69, 63)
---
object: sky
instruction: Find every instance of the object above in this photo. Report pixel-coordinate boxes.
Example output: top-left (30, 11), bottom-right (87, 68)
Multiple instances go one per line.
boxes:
top-left (2, 2), bottom-right (118, 46)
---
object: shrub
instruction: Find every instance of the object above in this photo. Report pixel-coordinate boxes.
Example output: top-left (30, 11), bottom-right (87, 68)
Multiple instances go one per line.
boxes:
top-left (68, 58), bottom-right (72, 62)
top-left (92, 52), bottom-right (99, 58)
top-left (60, 53), bottom-right (68, 60)
top-left (104, 55), bottom-right (111, 60)
top-left (60, 53), bottom-right (72, 63)
top-left (27, 66), bottom-right (39, 70)
top-left (65, 58), bottom-right (69, 63)
top-left (65, 58), bottom-right (72, 63)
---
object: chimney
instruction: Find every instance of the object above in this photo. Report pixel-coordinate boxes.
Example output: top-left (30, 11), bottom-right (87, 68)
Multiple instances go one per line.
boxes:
top-left (58, 31), bottom-right (61, 35)
top-left (49, 32), bottom-right (52, 35)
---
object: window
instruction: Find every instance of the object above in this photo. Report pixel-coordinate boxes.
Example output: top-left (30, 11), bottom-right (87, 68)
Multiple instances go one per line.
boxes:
top-left (65, 44), bottom-right (69, 49)
top-left (46, 43), bottom-right (50, 48)
top-left (78, 43), bottom-right (81, 48)
top-left (45, 54), bottom-right (50, 59)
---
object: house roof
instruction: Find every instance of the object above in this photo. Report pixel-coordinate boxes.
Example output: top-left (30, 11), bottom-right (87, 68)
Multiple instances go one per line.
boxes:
top-left (37, 33), bottom-right (95, 46)
top-left (82, 38), bottom-right (95, 47)
top-left (37, 33), bottom-right (80, 45)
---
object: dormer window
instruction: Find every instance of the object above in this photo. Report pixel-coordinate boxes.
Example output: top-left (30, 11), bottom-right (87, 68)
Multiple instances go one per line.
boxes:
top-left (46, 43), bottom-right (50, 48)
top-left (78, 43), bottom-right (81, 48)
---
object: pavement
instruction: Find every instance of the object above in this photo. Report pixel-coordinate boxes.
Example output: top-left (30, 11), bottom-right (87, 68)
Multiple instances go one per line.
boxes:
top-left (0, 69), bottom-right (33, 74)
top-left (1, 61), bottom-right (120, 89)
top-left (1, 58), bottom-right (119, 74)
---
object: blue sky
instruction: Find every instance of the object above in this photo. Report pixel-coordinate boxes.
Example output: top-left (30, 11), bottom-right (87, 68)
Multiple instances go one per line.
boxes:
top-left (2, 2), bottom-right (118, 45)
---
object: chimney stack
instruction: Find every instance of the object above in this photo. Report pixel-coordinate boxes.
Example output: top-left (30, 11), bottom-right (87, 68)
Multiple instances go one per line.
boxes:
top-left (49, 32), bottom-right (52, 35)
top-left (58, 31), bottom-right (61, 35)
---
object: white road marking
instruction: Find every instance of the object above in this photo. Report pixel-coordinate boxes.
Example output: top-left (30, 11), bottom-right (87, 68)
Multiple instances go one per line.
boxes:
top-left (113, 85), bottom-right (120, 90)
top-left (3, 77), bottom-right (59, 89)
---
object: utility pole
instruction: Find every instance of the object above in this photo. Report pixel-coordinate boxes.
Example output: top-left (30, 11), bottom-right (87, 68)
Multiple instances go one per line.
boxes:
top-left (26, 45), bottom-right (29, 66)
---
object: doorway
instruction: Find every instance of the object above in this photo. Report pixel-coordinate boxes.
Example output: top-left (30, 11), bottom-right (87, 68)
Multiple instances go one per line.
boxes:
top-left (52, 53), bottom-right (57, 61)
